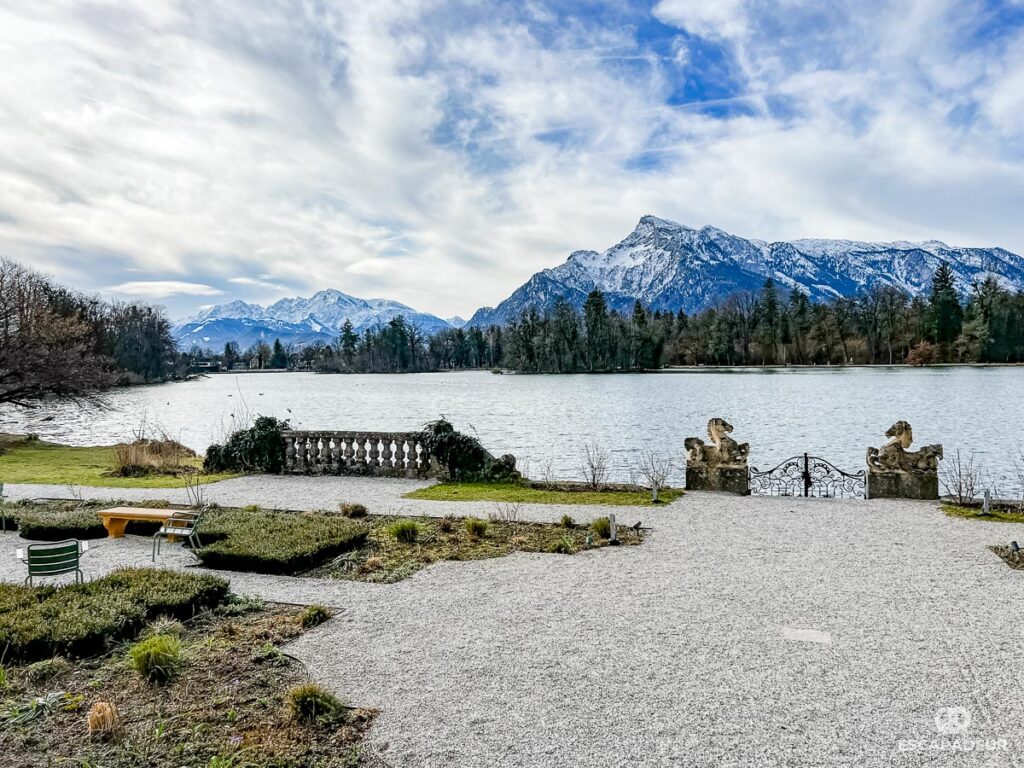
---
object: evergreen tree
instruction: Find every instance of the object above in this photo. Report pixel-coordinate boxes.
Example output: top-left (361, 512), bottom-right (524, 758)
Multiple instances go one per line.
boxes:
top-left (223, 342), bottom-right (239, 370)
top-left (929, 262), bottom-right (963, 357)
top-left (583, 289), bottom-right (610, 371)
top-left (339, 319), bottom-right (358, 366)
top-left (270, 338), bottom-right (288, 368)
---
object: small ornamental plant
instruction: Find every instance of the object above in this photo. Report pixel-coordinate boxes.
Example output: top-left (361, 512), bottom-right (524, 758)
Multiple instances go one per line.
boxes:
top-left (128, 634), bottom-right (182, 684)
top-left (464, 517), bottom-right (488, 539)
top-left (388, 520), bottom-right (420, 544)
top-left (288, 683), bottom-right (344, 724)
top-left (299, 605), bottom-right (331, 629)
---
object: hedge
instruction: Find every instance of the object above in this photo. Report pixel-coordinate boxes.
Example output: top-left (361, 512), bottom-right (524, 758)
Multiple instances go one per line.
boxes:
top-left (0, 502), bottom-right (162, 541)
top-left (15, 508), bottom-right (108, 540)
top-left (195, 508), bottom-right (368, 574)
top-left (0, 568), bottom-right (228, 665)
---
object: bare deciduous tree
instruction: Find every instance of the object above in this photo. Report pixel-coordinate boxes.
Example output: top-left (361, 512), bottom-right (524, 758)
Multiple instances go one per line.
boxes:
top-left (632, 451), bottom-right (675, 503)
top-left (939, 449), bottom-right (981, 506)
top-left (0, 258), bottom-right (113, 406)
top-left (580, 441), bottom-right (610, 490)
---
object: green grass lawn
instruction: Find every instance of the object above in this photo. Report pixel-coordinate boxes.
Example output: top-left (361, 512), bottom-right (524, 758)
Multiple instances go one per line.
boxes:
top-left (0, 437), bottom-right (237, 488)
top-left (943, 503), bottom-right (1024, 523)
top-left (404, 481), bottom-right (683, 506)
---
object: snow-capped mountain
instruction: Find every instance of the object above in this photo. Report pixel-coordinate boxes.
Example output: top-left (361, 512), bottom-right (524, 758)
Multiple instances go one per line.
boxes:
top-left (468, 216), bottom-right (1024, 326)
top-left (174, 289), bottom-right (451, 350)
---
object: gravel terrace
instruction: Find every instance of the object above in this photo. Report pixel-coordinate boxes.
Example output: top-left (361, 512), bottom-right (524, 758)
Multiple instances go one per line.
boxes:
top-left (2, 479), bottom-right (1022, 767)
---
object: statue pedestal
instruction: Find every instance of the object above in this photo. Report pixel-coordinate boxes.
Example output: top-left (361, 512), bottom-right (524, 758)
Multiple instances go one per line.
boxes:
top-left (866, 470), bottom-right (938, 500)
top-left (686, 464), bottom-right (750, 495)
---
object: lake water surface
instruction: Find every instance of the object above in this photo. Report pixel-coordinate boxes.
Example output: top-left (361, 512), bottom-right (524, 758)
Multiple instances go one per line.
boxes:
top-left (2, 367), bottom-right (1022, 494)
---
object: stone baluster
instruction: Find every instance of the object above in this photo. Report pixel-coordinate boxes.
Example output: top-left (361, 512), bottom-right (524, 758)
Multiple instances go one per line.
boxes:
top-left (284, 435), bottom-right (295, 472)
top-left (329, 437), bottom-right (340, 473)
top-left (355, 435), bottom-right (367, 465)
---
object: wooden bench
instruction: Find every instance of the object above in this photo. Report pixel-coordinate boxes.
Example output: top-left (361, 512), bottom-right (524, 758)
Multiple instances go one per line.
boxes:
top-left (97, 507), bottom-right (175, 538)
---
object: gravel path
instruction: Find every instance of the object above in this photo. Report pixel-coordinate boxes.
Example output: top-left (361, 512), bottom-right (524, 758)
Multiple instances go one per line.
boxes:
top-left (2, 480), bottom-right (1022, 766)
top-left (2, 475), bottom-right (623, 524)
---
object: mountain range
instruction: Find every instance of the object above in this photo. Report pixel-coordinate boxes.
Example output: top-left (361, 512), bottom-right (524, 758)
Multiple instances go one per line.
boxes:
top-left (467, 215), bottom-right (1024, 327)
top-left (174, 290), bottom-right (451, 350)
top-left (174, 216), bottom-right (1024, 349)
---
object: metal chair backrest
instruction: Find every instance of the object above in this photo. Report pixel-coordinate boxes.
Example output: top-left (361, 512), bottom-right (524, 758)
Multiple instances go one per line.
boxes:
top-left (26, 539), bottom-right (81, 581)
top-left (162, 507), bottom-right (204, 534)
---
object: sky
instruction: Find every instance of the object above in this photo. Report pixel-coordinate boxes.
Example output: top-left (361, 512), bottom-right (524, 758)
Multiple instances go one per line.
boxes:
top-left (1, 1), bottom-right (1023, 321)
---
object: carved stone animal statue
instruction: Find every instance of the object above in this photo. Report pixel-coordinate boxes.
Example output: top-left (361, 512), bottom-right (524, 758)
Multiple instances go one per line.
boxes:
top-left (866, 421), bottom-right (943, 473)
top-left (685, 418), bottom-right (749, 467)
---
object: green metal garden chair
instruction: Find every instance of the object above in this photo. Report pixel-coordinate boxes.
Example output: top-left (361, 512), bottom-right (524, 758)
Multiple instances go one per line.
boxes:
top-left (152, 507), bottom-right (205, 561)
top-left (17, 539), bottom-right (88, 586)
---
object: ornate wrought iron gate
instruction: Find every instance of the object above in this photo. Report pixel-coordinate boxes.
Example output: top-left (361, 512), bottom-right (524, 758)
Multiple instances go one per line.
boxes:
top-left (748, 453), bottom-right (866, 498)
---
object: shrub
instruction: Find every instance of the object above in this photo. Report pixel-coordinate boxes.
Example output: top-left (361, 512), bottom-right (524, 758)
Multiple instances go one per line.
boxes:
top-left (464, 517), bottom-right (488, 538)
top-left (25, 657), bottom-right (71, 685)
top-left (128, 634), bottom-right (181, 683)
top-left (17, 507), bottom-right (107, 541)
top-left (418, 419), bottom-right (519, 482)
top-left (87, 701), bottom-right (120, 738)
top-left (0, 568), bottom-right (228, 664)
top-left (110, 439), bottom-right (195, 478)
top-left (252, 642), bottom-right (286, 665)
top-left (548, 536), bottom-right (575, 554)
top-left (591, 516), bottom-right (612, 540)
top-left (194, 508), bottom-right (368, 574)
top-left (339, 503), bottom-right (368, 519)
top-left (203, 416), bottom-right (289, 474)
top-left (389, 520), bottom-right (420, 544)
top-left (906, 340), bottom-right (938, 366)
top-left (438, 514), bottom-right (455, 533)
top-left (560, 514), bottom-right (575, 529)
top-left (144, 617), bottom-right (185, 638)
top-left (219, 594), bottom-right (265, 616)
top-left (299, 605), bottom-right (331, 629)
top-left (288, 683), bottom-right (344, 724)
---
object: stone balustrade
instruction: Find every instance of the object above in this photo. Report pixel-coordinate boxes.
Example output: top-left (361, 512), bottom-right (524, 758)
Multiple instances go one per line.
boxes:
top-left (283, 430), bottom-right (435, 477)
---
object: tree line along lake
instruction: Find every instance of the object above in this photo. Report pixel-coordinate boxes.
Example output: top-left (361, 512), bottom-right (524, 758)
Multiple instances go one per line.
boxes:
top-left (2, 366), bottom-right (1022, 496)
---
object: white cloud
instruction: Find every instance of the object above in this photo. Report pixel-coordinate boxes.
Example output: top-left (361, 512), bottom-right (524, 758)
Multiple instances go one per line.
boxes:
top-left (653, 0), bottom-right (749, 41)
top-left (0, 0), bottom-right (1022, 320)
top-left (104, 281), bottom-right (224, 298)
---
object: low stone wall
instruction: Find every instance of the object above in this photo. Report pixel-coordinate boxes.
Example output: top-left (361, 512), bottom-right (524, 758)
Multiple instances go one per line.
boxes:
top-left (283, 431), bottom-right (435, 477)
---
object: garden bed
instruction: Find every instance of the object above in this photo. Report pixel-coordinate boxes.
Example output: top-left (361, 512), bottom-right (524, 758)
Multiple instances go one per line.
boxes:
top-left (0, 568), bottom-right (228, 664)
top-left (943, 503), bottom-right (1024, 524)
top-left (404, 481), bottom-right (683, 506)
top-left (310, 512), bottom-right (644, 583)
top-left (989, 544), bottom-right (1024, 570)
top-left (0, 499), bottom-right (170, 540)
top-left (0, 598), bottom-right (376, 767)
top-left (194, 507), bottom-right (369, 574)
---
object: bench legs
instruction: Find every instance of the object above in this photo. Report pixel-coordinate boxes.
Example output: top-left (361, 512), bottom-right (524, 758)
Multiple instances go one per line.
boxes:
top-left (102, 518), bottom-right (129, 538)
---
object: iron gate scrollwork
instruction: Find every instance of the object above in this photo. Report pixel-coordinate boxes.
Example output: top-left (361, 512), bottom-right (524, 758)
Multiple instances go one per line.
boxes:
top-left (748, 453), bottom-right (865, 499)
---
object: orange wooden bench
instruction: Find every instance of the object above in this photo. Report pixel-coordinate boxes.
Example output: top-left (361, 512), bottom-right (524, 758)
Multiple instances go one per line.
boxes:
top-left (96, 507), bottom-right (174, 538)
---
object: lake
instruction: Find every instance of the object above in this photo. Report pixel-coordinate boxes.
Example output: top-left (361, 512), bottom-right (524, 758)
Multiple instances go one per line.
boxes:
top-left (2, 367), bottom-right (1022, 495)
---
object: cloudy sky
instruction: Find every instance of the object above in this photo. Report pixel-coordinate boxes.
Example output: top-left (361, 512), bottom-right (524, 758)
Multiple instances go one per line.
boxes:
top-left (1, 1), bottom-right (1023, 320)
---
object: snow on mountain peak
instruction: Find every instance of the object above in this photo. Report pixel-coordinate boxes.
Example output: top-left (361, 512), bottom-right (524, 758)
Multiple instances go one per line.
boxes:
top-left (467, 215), bottom-right (1024, 328)
top-left (174, 288), bottom-right (453, 349)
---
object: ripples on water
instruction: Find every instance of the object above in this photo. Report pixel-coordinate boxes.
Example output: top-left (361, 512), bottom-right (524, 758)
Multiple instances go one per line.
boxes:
top-left (1, 367), bottom-right (1022, 494)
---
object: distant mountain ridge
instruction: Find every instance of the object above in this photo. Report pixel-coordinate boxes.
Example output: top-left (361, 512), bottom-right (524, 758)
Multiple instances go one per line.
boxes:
top-left (174, 288), bottom-right (451, 350)
top-left (468, 216), bottom-right (1024, 327)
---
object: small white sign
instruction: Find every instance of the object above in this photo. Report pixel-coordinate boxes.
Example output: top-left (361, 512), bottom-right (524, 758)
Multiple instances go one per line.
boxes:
top-left (781, 627), bottom-right (832, 644)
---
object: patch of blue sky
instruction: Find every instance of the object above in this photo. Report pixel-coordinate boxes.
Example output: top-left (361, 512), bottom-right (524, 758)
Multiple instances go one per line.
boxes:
top-left (430, 91), bottom-right (519, 174)
top-left (970, 0), bottom-right (1024, 46)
